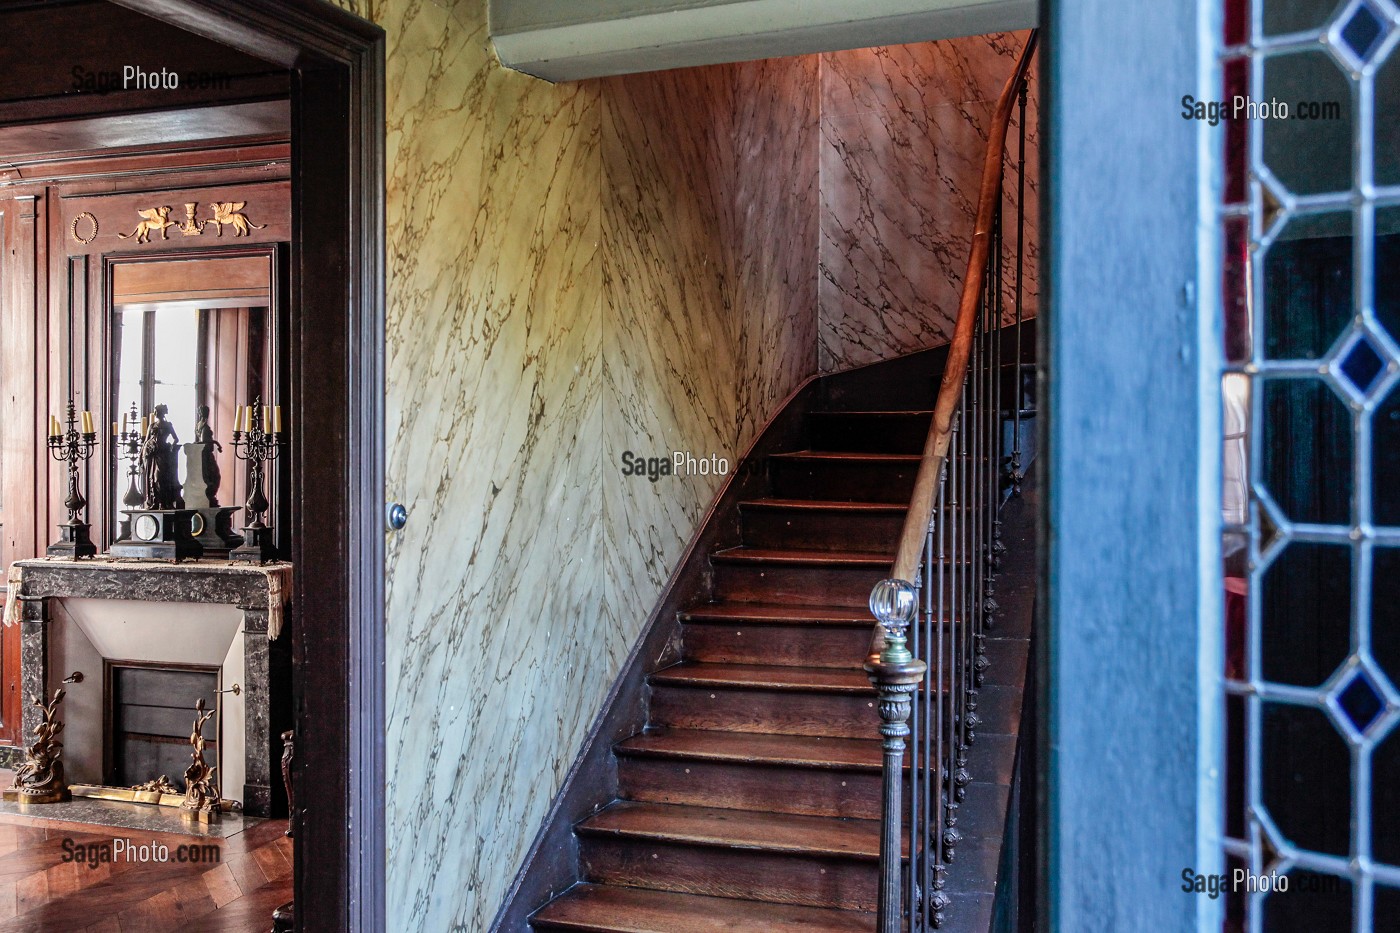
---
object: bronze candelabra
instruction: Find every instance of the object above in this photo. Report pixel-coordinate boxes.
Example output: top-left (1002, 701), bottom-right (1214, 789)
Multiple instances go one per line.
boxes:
top-left (114, 400), bottom-right (145, 510)
top-left (47, 400), bottom-right (98, 559)
top-left (230, 397), bottom-right (284, 564)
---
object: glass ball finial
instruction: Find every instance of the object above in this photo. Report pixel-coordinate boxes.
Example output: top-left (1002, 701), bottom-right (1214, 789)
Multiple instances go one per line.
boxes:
top-left (870, 578), bottom-right (917, 627)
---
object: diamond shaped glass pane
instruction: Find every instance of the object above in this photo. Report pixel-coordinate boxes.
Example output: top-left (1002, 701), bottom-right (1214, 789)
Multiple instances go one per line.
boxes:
top-left (1263, 212), bottom-right (1352, 360)
top-left (1263, 0), bottom-right (1346, 37)
top-left (1262, 703), bottom-right (1352, 856)
top-left (1263, 51), bottom-right (1353, 196)
top-left (1339, 333), bottom-right (1387, 397)
top-left (1262, 543), bottom-right (1352, 687)
top-left (1337, 668), bottom-right (1386, 733)
top-left (1340, 2), bottom-right (1386, 62)
top-left (1261, 379), bottom-right (1354, 525)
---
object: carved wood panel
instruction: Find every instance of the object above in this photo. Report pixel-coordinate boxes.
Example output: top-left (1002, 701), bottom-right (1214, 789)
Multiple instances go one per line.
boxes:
top-left (0, 151), bottom-right (291, 751)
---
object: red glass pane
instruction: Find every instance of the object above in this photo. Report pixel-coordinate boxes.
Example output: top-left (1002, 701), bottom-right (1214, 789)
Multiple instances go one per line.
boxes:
top-left (1223, 215), bottom-right (1252, 362)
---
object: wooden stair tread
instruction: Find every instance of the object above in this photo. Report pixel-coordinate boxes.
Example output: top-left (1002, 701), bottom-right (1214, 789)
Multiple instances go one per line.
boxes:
top-left (651, 662), bottom-right (873, 693)
top-left (769, 450), bottom-right (920, 463)
top-left (577, 801), bottom-right (881, 861)
top-left (711, 547), bottom-right (892, 566)
top-left (739, 498), bottom-right (908, 513)
top-left (532, 884), bottom-right (875, 932)
top-left (618, 729), bottom-right (883, 771)
top-left (679, 602), bottom-right (871, 626)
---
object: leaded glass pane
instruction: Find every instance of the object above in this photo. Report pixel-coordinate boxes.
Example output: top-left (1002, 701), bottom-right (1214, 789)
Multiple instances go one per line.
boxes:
top-left (1223, 1), bottom-right (1400, 928)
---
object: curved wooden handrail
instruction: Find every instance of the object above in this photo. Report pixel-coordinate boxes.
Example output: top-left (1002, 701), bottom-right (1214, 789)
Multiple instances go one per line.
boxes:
top-left (889, 31), bottom-right (1038, 588)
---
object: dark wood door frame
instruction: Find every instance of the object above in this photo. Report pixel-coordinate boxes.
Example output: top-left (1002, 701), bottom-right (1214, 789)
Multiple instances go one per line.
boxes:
top-left (108, 2), bottom-right (386, 930)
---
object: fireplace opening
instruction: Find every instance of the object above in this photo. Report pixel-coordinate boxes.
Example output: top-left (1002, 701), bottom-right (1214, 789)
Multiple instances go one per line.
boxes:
top-left (103, 660), bottom-right (219, 789)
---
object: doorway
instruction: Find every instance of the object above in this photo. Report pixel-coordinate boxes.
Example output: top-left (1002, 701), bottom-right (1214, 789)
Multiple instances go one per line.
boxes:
top-left (0, 1), bottom-right (385, 930)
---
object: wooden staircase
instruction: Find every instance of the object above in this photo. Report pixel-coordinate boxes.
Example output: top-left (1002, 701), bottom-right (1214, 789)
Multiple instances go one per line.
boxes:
top-left (531, 404), bottom-right (942, 932)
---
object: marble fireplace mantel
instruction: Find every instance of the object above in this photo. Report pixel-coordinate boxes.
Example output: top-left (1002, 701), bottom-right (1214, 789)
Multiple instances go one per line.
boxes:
top-left (3, 558), bottom-right (292, 817)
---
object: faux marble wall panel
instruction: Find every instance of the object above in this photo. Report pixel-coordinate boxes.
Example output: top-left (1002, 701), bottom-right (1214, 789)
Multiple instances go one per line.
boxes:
top-left (600, 59), bottom-right (819, 626)
top-left (369, 1), bottom-right (819, 929)
top-left (818, 31), bottom-right (1041, 370)
top-left (342, 1), bottom-right (1025, 926)
top-left (377, 2), bottom-right (605, 931)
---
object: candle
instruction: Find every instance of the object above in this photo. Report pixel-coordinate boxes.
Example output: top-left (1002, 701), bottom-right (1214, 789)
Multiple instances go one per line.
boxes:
top-left (121, 412), bottom-right (128, 435)
top-left (49, 415), bottom-right (60, 437)
top-left (273, 405), bottom-right (282, 434)
top-left (245, 405), bottom-right (255, 433)
top-left (112, 421), bottom-right (118, 436)
top-left (141, 416), bottom-right (149, 436)
top-left (82, 411), bottom-right (93, 435)
top-left (262, 405), bottom-right (271, 434)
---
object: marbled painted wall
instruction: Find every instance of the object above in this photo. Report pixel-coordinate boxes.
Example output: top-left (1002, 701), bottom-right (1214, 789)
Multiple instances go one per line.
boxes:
top-left (600, 60), bottom-right (819, 626)
top-left (377, 3), bottom-right (606, 931)
top-left (358, 1), bottom-right (817, 929)
top-left (324, 2), bottom-right (1028, 927)
top-left (818, 31), bottom-right (1041, 370)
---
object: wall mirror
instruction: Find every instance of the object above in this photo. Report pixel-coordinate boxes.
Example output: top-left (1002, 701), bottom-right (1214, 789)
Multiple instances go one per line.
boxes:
top-left (105, 248), bottom-right (285, 553)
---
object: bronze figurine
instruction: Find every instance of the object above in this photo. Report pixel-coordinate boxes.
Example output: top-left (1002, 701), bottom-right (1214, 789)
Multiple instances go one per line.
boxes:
top-left (193, 405), bottom-right (223, 505)
top-left (141, 404), bottom-right (184, 510)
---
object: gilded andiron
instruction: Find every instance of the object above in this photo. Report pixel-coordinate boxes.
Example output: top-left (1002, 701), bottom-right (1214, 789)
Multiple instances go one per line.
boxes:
top-left (230, 397), bottom-right (285, 564)
top-left (180, 698), bottom-right (221, 824)
top-left (47, 400), bottom-right (98, 560)
top-left (4, 689), bottom-right (71, 804)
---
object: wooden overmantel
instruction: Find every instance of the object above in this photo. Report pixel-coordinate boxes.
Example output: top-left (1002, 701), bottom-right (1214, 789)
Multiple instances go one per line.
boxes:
top-left (4, 558), bottom-right (292, 817)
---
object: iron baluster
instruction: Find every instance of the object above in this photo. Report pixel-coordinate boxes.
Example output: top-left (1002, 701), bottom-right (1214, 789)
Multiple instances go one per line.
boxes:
top-left (867, 582), bottom-right (926, 933)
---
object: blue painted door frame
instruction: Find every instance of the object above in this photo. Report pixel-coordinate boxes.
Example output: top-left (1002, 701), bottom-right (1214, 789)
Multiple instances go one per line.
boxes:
top-left (1039, 0), bottom-right (1224, 928)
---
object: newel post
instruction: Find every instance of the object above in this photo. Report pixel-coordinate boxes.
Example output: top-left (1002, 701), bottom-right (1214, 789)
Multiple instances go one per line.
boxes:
top-left (866, 579), bottom-right (926, 933)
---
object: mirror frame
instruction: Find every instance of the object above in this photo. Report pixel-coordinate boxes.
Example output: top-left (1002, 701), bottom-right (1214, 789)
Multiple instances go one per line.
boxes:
top-left (102, 242), bottom-right (289, 554)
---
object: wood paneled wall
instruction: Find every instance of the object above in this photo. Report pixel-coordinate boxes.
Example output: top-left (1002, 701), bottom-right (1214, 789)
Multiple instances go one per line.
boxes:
top-left (0, 141), bottom-right (290, 747)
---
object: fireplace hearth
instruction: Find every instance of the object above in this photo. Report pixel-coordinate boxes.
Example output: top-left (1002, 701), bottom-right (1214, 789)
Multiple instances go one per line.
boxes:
top-left (5, 557), bottom-right (291, 817)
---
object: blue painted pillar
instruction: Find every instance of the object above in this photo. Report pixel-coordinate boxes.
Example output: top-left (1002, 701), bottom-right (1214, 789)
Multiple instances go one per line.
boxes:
top-left (1041, 0), bottom-right (1223, 929)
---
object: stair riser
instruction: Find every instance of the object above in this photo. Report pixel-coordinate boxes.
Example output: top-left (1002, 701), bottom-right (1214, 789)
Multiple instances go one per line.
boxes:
top-left (740, 508), bottom-right (904, 553)
top-left (808, 414), bottom-right (932, 455)
top-left (579, 838), bottom-right (879, 911)
top-left (713, 562), bottom-right (885, 609)
top-left (650, 685), bottom-right (878, 739)
top-left (618, 757), bottom-right (884, 820)
top-left (682, 623), bottom-right (871, 668)
top-left (769, 460), bottom-right (917, 503)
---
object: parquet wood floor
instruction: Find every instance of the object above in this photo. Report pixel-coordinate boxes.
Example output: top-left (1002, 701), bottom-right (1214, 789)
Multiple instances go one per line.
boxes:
top-left (0, 811), bottom-right (290, 932)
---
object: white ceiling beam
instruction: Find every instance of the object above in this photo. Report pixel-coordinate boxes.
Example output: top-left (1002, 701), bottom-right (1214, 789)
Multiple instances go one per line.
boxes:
top-left (490, 0), bottom-right (1037, 82)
